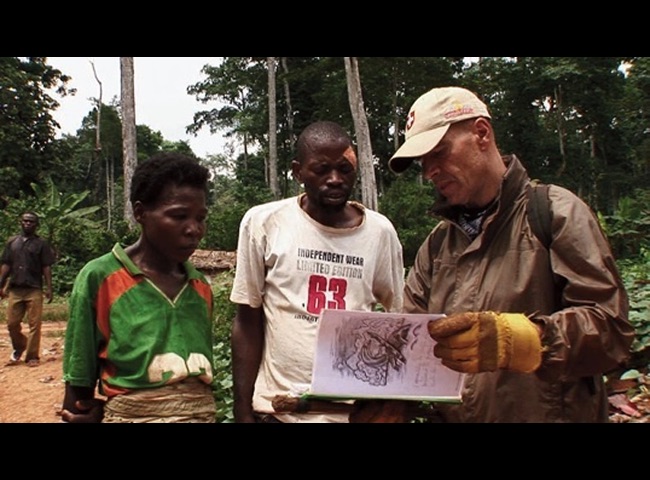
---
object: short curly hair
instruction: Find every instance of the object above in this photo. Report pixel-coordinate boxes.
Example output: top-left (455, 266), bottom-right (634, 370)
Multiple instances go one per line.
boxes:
top-left (296, 121), bottom-right (353, 165)
top-left (130, 152), bottom-right (209, 206)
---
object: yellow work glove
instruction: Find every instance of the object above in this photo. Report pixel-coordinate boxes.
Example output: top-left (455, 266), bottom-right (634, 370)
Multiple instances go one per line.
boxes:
top-left (427, 311), bottom-right (542, 374)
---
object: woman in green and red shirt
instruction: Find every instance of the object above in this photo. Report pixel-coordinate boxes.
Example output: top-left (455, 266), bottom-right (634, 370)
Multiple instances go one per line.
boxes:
top-left (61, 153), bottom-right (216, 423)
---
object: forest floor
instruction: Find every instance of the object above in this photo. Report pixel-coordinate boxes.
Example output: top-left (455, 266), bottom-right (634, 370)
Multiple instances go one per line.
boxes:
top-left (0, 320), bottom-right (67, 423)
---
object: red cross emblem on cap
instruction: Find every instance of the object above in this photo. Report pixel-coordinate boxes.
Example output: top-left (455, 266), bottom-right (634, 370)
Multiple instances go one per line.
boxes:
top-left (406, 111), bottom-right (415, 131)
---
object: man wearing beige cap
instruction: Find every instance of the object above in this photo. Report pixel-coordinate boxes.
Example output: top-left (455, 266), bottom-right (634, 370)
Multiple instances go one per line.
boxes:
top-left (390, 86), bottom-right (633, 422)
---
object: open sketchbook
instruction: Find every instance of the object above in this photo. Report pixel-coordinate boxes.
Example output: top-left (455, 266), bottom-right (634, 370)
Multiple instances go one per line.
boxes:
top-left (304, 309), bottom-right (465, 403)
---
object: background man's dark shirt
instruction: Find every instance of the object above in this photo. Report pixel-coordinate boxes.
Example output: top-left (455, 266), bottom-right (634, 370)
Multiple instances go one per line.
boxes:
top-left (1, 235), bottom-right (55, 289)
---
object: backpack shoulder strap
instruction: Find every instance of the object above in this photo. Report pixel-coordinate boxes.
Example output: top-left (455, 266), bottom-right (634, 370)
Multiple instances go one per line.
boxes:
top-left (526, 180), bottom-right (552, 249)
top-left (429, 182), bottom-right (553, 254)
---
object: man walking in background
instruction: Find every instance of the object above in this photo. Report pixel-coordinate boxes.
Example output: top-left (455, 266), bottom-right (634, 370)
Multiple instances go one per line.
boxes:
top-left (0, 211), bottom-right (55, 367)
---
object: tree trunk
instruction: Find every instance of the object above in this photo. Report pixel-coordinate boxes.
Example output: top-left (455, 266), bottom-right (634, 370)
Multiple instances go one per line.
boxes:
top-left (554, 85), bottom-right (567, 178)
top-left (344, 57), bottom-right (377, 210)
top-left (120, 57), bottom-right (137, 230)
top-left (280, 57), bottom-right (298, 196)
top-left (267, 57), bottom-right (280, 199)
top-left (90, 61), bottom-right (112, 230)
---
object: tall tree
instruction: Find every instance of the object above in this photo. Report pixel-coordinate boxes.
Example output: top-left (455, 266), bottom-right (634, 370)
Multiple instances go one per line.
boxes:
top-left (267, 57), bottom-right (280, 198)
top-left (120, 57), bottom-right (137, 229)
top-left (619, 57), bottom-right (650, 185)
top-left (90, 60), bottom-right (114, 230)
top-left (344, 57), bottom-right (377, 210)
top-left (74, 102), bottom-right (124, 211)
top-left (188, 58), bottom-right (269, 170)
top-left (280, 57), bottom-right (299, 196)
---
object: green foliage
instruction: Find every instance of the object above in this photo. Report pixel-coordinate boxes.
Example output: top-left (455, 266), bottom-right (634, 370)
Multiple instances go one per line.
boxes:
top-left (29, 176), bottom-right (102, 251)
top-left (203, 201), bottom-right (247, 251)
top-left (594, 186), bottom-right (650, 364)
top-left (618, 248), bottom-right (650, 360)
top-left (602, 194), bottom-right (650, 365)
top-left (136, 124), bottom-right (165, 160)
top-left (160, 139), bottom-right (195, 157)
top-left (0, 194), bottom-right (32, 242)
top-left (0, 57), bottom-right (73, 198)
top-left (211, 269), bottom-right (236, 423)
top-left (202, 173), bottom-right (274, 251)
top-left (620, 369), bottom-right (642, 380)
top-left (379, 174), bottom-right (439, 267)
top-left (602, 189), bottom-right (650, 259)
top-left (53, 222), bottom-right (121, 294)
top-left (50, 256), bottom-right (86, 295)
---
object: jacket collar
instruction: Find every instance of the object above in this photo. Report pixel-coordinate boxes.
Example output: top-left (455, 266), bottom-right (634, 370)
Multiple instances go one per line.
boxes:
top-left (430, 154), bottom-right (530, 221)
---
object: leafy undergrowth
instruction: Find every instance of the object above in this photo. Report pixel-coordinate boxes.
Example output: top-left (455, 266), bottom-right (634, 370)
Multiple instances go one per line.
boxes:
top-left (606, 350), bottom-right (650, 423)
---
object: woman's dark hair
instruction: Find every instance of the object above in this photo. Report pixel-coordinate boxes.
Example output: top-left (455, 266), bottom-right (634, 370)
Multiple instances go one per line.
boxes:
top-left (130, 152), bottom-right (209, 206)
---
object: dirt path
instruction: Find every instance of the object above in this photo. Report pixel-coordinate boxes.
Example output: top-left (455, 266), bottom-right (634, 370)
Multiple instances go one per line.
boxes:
top-left (0, 321), bottom-right (66, 423)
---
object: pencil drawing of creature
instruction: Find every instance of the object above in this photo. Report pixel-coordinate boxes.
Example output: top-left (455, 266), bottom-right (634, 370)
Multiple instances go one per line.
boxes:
top-left (332, 317), bottom-right (413, 386)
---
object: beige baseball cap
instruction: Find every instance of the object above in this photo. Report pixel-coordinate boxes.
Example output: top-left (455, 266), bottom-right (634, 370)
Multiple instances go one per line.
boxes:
top-left (388, 86), bottom-right (491, 174)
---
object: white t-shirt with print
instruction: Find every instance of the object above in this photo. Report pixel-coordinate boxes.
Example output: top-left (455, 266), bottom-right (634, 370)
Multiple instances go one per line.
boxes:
top-left (230, 195), bottom-right (405, 422)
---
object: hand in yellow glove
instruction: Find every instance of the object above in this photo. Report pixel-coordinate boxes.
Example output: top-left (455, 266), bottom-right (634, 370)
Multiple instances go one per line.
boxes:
top-left (349, 400), bottom-right (412, 423)
top-left (427, 311), bottom-right (542, 374)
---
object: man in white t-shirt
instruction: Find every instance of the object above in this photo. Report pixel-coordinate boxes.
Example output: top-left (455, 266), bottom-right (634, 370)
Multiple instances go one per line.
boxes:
top-left (230, 121), bottom-right (406, 423)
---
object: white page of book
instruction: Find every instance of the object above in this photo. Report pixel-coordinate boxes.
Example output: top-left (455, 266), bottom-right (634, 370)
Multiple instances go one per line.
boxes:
top-left (308, 309), bottom-right (465, 402)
